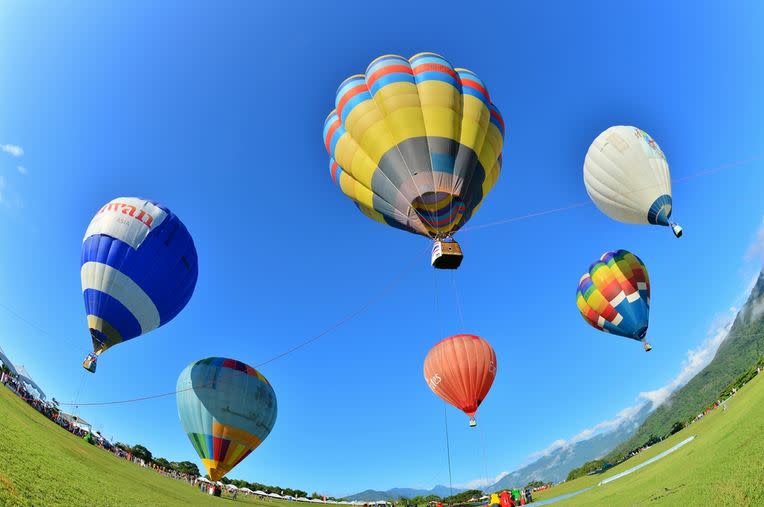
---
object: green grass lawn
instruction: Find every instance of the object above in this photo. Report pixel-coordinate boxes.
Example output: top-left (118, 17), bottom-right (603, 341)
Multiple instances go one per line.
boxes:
top-left (0, 385), bottom-right (294, 506)
top-left (3, 373), bottom-right (763, 507)
top-left (533, 372), bottom-right (764, 506)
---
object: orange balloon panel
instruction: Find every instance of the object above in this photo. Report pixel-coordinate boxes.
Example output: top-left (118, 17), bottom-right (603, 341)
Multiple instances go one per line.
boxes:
top-left (423, 334), bottom-right (497, 418)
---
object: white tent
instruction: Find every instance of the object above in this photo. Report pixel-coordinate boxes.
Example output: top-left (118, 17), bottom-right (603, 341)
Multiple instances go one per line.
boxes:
top-left (227, 484), bottom-right (239, 490)
top-left (59, 412), bottom-right (92, 432)
top-left (309, 499), bottom-right (324, 503)
top-left (267, 492), bottom-right (283, 498)
top-left (254, 490), bottom-right (267, 495)
top-left (15, 364), bottom-right (46, 400)
top-left (240, 488), bottom-right (253, 493)
top-left (197, 477), bottom-right (211, 483)
top-left (0, 346), bottom-right (18, 375)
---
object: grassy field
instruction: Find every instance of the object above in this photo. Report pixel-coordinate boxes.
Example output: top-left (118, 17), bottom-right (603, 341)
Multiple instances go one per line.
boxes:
top-left (0, 385), bottom-right (293, 506)
top-left (3, 374), bottom-right (763, 506)
top-left (533, 372), bottom-right (764, 506)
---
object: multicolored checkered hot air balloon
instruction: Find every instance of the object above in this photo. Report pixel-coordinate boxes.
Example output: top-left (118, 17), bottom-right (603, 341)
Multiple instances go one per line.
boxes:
top-left (423, 334), bottom-right (497, 427)
top-left (576, 250), bottom-right (652, 352)
top-left (81, 198), bottom-right (198, 372)
top-left (176, 358), bottom-right (277, 482)
top-left (323, 53), bottom-right (506, 269)
top-left (584, 126), bottom-right (682, 238)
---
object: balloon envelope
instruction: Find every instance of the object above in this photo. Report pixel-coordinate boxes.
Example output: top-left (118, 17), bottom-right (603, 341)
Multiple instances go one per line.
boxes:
top-left (423, 334), bottom-right (497, 420)
top-left (81, 197), bottom-right (198, 357)
top-left (577, 250), bottom-right (651, 346)
top-left (176, 357), bottom-right (277, 481)
top-left (583, 126), bottom-right (681, 237)
top-left (323, 52), bottom-right (505, 239)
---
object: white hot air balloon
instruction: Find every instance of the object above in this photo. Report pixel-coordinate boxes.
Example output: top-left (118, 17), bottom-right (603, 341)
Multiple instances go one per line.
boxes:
top-left (583, 126), bottom-right (682, 238)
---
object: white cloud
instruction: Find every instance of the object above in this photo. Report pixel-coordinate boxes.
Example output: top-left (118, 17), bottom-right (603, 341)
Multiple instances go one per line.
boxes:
top-left (523, 402), bottom-right (648, 464)
top-left (0, 144), bottom-right (23, 157)
top-left (17, 165), bottom-right (27, 175)
top-left (638, 308), bottom-right (734, 408)
top-left (745, 218), bottom-right (764, 263)
top-left (454, 471), bottom-right (510, 490)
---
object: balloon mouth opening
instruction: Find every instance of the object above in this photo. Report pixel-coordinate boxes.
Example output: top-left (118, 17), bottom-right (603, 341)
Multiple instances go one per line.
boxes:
top-left (636, 327), bottom-right (648, 340)
top-left (412, 191), bottom-right (466, 237)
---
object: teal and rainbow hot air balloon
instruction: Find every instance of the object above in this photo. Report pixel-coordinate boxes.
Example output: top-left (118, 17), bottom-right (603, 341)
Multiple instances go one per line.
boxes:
top-left (323, 52), bottom-right (505, 269)
top-left (176, 358), bottom-right (277, 481)
top-left (576, 250), bottom-right (652, 351)
top-left (81, 198), bottom-right (198, 373)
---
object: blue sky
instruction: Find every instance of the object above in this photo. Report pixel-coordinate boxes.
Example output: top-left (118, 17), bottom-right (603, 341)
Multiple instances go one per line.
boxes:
top-left (1, 0), bottom-right (764, 496)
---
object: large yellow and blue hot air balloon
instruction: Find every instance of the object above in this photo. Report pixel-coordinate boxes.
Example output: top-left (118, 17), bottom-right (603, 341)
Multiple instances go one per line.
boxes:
top-left (176, 357), bottom-right (277, 481)
top-left (323, 53), bottom-right (505, 269)
top-left (81, 198), bottom-right (198, 372)
top-left (576, 250), bottom-right (653, 352)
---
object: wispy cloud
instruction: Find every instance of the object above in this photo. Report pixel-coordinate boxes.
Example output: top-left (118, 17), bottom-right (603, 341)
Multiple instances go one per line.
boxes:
top-left (455, 471), bottom-right (510, 490)
top-left (0, 144), bottom-right (24, 157)
top-left (523, 402), bottom-right (648, 463)
top-left (745, 218), bottom-right (764, 263)
top-left (638, 310), bottom-right (734, 407)
top-left (17, 165), bottom-right (28, 175)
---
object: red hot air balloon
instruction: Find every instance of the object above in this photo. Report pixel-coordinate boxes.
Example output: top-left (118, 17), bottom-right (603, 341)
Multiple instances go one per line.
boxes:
top-left (423, 334), bottom-right (497, 427)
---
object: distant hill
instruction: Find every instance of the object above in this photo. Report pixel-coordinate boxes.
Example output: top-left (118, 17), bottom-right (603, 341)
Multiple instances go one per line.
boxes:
top-left (488, 403), bottom-right (652, 490)
top-left (346, 486), bottom-right (464, 501)
top-left (606, 269), bottom-right (764, 462)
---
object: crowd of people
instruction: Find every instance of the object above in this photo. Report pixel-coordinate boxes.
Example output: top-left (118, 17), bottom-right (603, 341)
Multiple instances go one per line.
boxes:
top-left (1, 369), bottom-right (199, 488)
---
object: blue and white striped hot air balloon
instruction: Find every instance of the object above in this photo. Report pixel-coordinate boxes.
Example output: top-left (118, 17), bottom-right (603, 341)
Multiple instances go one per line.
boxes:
top-left (80, 197), bottom-right (198, 372)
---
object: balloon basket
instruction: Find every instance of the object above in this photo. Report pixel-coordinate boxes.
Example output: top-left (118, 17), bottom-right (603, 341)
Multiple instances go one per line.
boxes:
top-left (643, 341), bottom-right (652, 352)
top-left (671, 223), bottom-right (683, 238)
top-left (431, 239), bottom-right (463, 270)
top-left (82, 353), bottom-right (98, 373)
top-left (469, 417), bottom-right (477, 427)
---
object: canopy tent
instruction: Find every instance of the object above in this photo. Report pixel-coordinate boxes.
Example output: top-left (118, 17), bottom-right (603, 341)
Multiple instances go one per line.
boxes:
top-left (309, 499), bottom-right (324, 503)
top-left (0, 346), bottom-right (18, 375)
top-left (15, 364), bottom-right (46, 400)
top-left (59, 412), bottom-right (92, 432)
top-left (479, 496), bottom-right (490, 500)
top-left (266, 492), bottom-right (283, 498)
top-left (254, 490), bottom-right (267, 495)
top-left (197, 477), bottom-right (211, 483)
top-left (240, 488), bottom-right (253, 493)
top-left (226, 484), bottom-right (239, 490)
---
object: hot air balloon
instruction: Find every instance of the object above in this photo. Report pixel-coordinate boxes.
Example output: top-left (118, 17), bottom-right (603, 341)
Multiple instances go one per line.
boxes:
top-left (176, 357), bottom-right (277, 481)
top-left (423, 334), bottom-right (497, 426)
top-left (584, 126), bottom-right (682, 238)
top-left (81, 198), bottom-right (198, 372)
top-left (323, 53), bottom-right (506, 269)
top-left (576, 250), bottom-right (652, 351)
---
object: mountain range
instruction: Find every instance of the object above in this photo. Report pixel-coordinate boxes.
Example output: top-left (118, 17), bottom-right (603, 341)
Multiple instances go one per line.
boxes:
top-left (345, 486), bottom-right (464, 502)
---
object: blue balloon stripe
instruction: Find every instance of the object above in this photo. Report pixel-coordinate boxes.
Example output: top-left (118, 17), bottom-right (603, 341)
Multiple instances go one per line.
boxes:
top-left (83, 288), bottom-right (142, 341)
